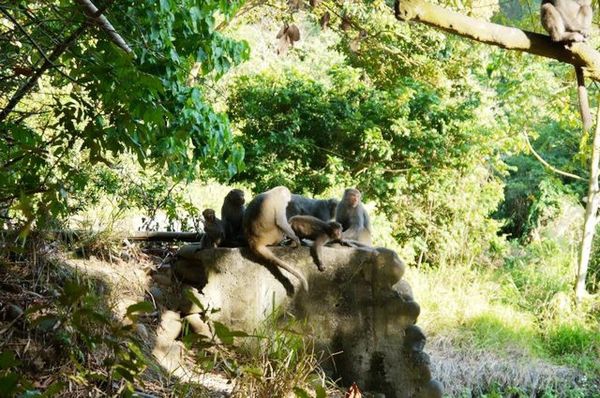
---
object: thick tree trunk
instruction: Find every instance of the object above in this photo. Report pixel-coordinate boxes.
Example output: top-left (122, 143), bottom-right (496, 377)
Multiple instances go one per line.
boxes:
top-left (576, 105), bottom-right (600, 302)
top-left (393, 0), bottom-right (600, 82)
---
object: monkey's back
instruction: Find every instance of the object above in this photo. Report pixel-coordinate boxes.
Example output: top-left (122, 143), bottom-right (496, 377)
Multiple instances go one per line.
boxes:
top-left (243, 192), bottom-right (283, 245)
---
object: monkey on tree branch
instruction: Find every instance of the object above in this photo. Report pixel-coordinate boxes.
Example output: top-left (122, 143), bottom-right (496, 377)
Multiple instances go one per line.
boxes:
top-left (541, 0), bottom-right (593, 130)
top-left (393, 0), bottom-right (600, 131)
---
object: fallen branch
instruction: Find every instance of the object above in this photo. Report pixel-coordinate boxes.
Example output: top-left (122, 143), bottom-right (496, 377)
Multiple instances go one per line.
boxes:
top-left (393, 0), bottom-right (600, 82)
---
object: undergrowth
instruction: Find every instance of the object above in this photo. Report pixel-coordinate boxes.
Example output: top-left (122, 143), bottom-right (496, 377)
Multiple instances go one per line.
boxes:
top-left (406, 237), bottom-right (600, 396)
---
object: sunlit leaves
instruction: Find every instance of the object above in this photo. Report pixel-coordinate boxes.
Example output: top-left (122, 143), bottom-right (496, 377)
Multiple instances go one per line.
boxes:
top-left (1, 0), bottom-right (249, 225)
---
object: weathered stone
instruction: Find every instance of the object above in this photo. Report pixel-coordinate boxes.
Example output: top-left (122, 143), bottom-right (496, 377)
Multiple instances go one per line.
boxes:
top-left (183, 314), bottom-right (212, 337)
top-left (157, 310), bottom-right (182, 341)
top-left (172, 245), bottom-right (438, 398)
top-left (416, 379), bottom-right (443, 398)
top-left (151, 272), bottom-right (172, 287)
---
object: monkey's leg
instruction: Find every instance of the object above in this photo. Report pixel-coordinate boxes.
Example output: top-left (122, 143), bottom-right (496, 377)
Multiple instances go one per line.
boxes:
top-left (275, 216), bottom-right (301, 247)
top-left (253, 244), bottom-right (309, 291)
top-left (576, 66), bottom-right (592, 131)
top-left (541, 4), bottom-right (584, 42)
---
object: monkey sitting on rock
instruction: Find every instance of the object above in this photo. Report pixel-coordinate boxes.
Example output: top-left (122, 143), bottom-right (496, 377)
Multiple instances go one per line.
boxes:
top-left (336, 188), bottom-right (372, 245)
top-left (243, 186), bottom-right (308, 291)
top-left (200, 209), bottom-right (225, 249)
top-left (286, 194), bottom-right (338, 222)
top-left (221, 189), bottom-right (246, 247)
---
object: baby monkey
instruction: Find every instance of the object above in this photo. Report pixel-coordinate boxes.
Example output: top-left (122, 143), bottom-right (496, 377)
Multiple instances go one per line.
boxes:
top-left (289, 215), bottom-right (343, 271)
top-left (201, 209), bottom-right (225, 249)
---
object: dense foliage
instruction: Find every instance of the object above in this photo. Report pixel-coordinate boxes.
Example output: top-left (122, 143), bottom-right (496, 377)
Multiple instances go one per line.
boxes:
top-left (0, 0), bottom-right (248, 226)
top-left (1, 0), bottom-right (599, 395)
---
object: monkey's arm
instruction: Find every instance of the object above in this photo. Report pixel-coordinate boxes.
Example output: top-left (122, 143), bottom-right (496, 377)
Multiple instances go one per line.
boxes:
top-left (309, 235), bottom-right (328, 271)
top-left (276, 213), bottom-right (301, 245)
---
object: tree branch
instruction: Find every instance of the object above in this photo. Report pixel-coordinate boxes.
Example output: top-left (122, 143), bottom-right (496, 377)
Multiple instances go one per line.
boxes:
top-left (522, 132), bottom-right (584, 181)
top-left (0, 6), bottom-right (77, 83)
top-left (74, 0), bottom-right (132, 54)
top-left (394, 0), bottom-right (600, 82)
top-left (0, 23), bottom-right (87, 123)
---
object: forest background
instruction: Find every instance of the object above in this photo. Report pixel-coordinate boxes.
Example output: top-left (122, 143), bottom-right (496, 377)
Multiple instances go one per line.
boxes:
top-left (0, 0), bottom-right (599, 396)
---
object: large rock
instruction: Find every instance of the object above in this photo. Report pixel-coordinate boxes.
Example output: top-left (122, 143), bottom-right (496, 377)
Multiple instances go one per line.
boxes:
top-left (173, 245), bottom-right (439, 398)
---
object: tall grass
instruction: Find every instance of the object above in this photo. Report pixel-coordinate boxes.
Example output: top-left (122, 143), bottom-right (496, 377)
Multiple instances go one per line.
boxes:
top-left (406, 238), bottom-right (600, 395)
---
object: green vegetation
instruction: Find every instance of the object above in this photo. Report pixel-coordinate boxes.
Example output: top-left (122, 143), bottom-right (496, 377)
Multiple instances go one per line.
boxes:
top-left (1, 0), bottom-right (599, 396)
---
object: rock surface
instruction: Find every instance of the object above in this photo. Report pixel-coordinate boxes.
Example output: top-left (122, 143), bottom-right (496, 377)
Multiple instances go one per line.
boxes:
top-left (172, 244), bottom-right (440, 398)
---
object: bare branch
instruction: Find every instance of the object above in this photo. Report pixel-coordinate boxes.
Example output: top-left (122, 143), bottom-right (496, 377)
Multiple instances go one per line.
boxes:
top-left (394, 0), bottom-right (600, 82)
top-left (0, 24), bottom-right (88, 123)
top-left (522, 132), bottom-right (584, 181)
top-left (74, 0), bottom-right (132, 54)
top-left (0, 6), bottom-right (77, 83)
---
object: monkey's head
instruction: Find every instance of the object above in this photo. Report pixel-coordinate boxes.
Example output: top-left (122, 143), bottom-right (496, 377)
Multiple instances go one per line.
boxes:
top-left (202, 209), bottom-right (216, 223)
top-left (226, 189), bottom-right (245, 206)
top-left (327, 221), bottom-right (343, 239)
top-left (343, 188), bottom-right (362, 208)
top-left (274, 186), bottom-right (292, 202)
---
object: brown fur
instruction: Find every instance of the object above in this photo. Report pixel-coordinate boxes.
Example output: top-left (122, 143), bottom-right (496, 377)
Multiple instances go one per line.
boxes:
top-left (289, 215), bottom-right (342, 271)
top-left (243, 186), bottom-right (308, 290)
top-left (336, 188), bottom-right (372, 245)
top-left (541, 0), bottom-right (593, 130)
top-left (201, 208), bottom-right (225, 248)
top-left (221, 189), bottom-right (246, 246)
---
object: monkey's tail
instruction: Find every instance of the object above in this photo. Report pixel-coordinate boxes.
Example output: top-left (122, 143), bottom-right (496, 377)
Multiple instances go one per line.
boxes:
top-left (254, 245), bottom-right (309, 291)
top-left (576, 66), bottom-right (593, 131)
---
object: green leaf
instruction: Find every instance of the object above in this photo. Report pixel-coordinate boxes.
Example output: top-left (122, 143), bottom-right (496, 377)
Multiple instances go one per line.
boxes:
top-left (292, 387), bottom-right (310, 398)
top-left (0, 352), bottom-right (19, 370)
top-left (315, 385), bottom-right (327, 398)
top-left (0, 373), bottom-right (20, 397)
top-left (125, 301), bottom-right (154, 320)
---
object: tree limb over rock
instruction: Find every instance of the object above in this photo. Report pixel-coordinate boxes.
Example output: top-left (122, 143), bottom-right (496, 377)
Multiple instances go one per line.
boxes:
top-left (393, 0), bottom-right (600, 82)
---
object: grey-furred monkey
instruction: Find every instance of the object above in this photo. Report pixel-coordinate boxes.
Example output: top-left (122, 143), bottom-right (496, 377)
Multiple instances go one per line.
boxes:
top-left (221, 189), bottom-right (246, 247)
top-left (243, 186), bottom-right (308, 290)
top-left (289, 215), bottom-right (343, 271)
top-left (201, 209), bottom-right (225, 249)
top-left (286, 194), bottom-right (338, 222)
top-left (541, 0), bottom-right (593, 130)
top-left (335, 188), bottom-right (372, 245)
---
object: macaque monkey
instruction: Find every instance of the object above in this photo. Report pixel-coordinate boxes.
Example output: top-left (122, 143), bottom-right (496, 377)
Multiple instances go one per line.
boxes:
top-left (320, 11), bottom-right (331, 29)
top-left (243, 186), bottom-right (308, 290)
top-left (289, 215), bottom-right (343, 271)
top-left (276, 23), bottom-right (301, 55)
top-left (286, 194), bottom-right (338, 222)
top-left (201, 209), bottom-right (225, 249)
top-left (335, 188), bottom-right (372, 245)
top-left (340, 14), bottom-right (352, 31)
top-left (221, 189), bottom-right (246, 246)
top-left (541, 0), bottom-right (593, 130)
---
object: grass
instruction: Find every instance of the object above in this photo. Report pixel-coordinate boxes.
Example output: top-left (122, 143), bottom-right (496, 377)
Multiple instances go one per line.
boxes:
top-left (231, 311), bottom-right (338, 398)
top-left (405, 238), bottom-right (600, 396)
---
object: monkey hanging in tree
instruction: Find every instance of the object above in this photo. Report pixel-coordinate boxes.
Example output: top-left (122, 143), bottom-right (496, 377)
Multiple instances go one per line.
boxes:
top-left (541, 0), bottom-right (593, 130)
